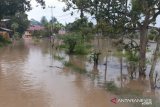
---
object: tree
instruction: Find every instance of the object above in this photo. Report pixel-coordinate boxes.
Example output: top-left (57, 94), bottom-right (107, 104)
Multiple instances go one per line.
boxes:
top-left (88, 0), bottom-right (160, 77)
top-left (11, 22), bottom-right (19, 39)
top-left (50, 16), bottom-right (57, 24)
top-left (11, 22), bottom-right (19, 33)
top-left (149, 28), bottom-right (160, 78)
top-left (0, 0), bottom-right (45, 20)
top-left (5, 12), bottom-right (29, 36)
top-left (53, 22), bottom-right (64, 34)
top-left (61, 33), bottom-right (82, 54)
top-left (40, 16), bottom-right (48, 26)
top-left (63, 0), bottom-right (160, 77)
top-left (127, 0), bottom-right (160, 77)
top-left (61, 0), bottom-right (91, 19)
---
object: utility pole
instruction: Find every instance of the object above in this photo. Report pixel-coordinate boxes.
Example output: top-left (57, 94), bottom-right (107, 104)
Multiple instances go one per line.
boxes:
top-left (48, 6), bottom-right (55, 47)
top-left (48, 6), bottom-right (55, 36)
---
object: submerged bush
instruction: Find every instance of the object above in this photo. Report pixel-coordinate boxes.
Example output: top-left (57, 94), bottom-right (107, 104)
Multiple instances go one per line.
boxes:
top-left (0, 35), bottom-right (11, 46)
top-left (60, 33), bottom-right (91, 55)
top-left (63, 61), bottom-right (87, 74)
top-left (60, 33), bottom-right (81, 54)
top-left (126, 52), bottom-right (139, 62)
top-left (105, 81), bottom-right (118, 92)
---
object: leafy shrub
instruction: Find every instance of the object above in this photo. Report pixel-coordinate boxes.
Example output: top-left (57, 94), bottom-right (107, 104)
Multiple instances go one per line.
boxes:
top-left (126, 52), bottom-right (139, 62)
top-left (105, 81), bottom-right (118, 92)
top-left (0, 35), bottom-right (11, 46)
top-left (60, 33), bottom-right (82, 54)
top-left (148, 34), bottom-right (156, 40)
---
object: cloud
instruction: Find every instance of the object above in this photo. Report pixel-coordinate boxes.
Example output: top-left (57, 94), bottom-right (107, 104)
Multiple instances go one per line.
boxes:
top-left (26, 0), bottom-right (80, 25)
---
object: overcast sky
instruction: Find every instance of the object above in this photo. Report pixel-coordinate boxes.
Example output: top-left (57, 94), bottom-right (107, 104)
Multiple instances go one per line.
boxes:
top-left (27, 0), bottom-right (160, 27)
top-left (26, 0), bottom-right (81, 25)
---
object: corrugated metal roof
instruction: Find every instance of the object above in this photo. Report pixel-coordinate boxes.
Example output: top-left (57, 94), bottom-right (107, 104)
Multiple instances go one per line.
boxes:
top-left (0, 27), bottom-right (12, 32)
top-left (27, 25), bottom-right (45, 31)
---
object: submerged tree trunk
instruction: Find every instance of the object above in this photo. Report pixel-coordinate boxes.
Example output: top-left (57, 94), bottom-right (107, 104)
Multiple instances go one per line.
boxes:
top-left (139, 27), bottom-right (148, 77)
top-left (149, 32), bottom-right (160, 78)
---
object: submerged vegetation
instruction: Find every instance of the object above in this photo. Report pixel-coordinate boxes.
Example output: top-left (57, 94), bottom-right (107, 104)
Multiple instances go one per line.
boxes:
top-left (64, 61), bottom-right (87, 74)
top-left (59, 33), bottom-right (91, 55)
top-left (0, 35), bottom-right (11, 47)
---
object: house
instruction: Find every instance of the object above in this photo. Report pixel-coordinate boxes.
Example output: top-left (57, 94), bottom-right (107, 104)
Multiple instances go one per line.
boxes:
top-left (0, 19), bottom-right (13, 40)
top-left (27, 25), bottom-right (45, 31)
top-left (58, 28), bottom-right (66, 35)
top-left (23, 31), bottom-right (32, 38)
top-left (23, 25), bottom-right (45, 38)
top-left (0, 27), bottom-right (13, 40)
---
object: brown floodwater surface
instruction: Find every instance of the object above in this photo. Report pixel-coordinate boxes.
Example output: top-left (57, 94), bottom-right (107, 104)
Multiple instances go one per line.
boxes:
top-left (0, 40), bottom-right (132, 107)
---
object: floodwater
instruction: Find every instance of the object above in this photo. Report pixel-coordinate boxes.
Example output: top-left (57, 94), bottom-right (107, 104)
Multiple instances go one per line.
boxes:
top-left (0, 38), bottom-right (159, 107)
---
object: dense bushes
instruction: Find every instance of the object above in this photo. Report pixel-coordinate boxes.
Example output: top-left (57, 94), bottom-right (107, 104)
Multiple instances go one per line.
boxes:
top-left (59, 33), bottom-right (90, 55)
top-left (0, 35), bottom-right (11, 47)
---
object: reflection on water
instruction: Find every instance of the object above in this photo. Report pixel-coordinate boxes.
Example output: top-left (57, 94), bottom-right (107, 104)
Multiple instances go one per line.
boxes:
top-left (0, 39), bottom-right (159, 107)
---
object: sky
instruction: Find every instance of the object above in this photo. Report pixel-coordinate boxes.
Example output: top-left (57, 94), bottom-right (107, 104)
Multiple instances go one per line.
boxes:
top-left (27, 0), bottom-right (160, 27)
top-left (26, 0), bottom-right (85, 25)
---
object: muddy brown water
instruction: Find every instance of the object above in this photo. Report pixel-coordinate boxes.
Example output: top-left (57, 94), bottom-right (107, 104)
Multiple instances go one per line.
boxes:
top-left (0, 39), bottom-right (159, 107)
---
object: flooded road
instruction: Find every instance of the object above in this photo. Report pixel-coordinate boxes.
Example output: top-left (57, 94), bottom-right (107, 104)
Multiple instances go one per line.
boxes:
top-left (0, 39), bottom-right (132, 107)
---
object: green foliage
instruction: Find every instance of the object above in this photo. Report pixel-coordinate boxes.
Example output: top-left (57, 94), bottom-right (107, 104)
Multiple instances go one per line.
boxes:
top-left (11, 22), bottom-right (19, 31)
top-left (50, 16), bottom-right (57, 24)
top-left (40, 16), bottom-right (48, 26)
top-left (53, 22), bottom-right (64, 34)
top-left (123, 40), bottom-right (139, 62)
top-left (60, 33), bottom-right (91, 54)
top-left (105, 81), bottom-right (118, 92)
top-left (66, 18), bottom-right (93, 32)
top-left (65, 17), bottom-right (94, 40)
top-left (89, 51), bottom-right (101, 66)
top-left (60, 33), bottom-right (82, 54)
top-left (64, 61), bottom-right (87, 74)
top-left (74, 44), bottom-right (89, 55)
top-left (0, 35), bottom-right (11, 46)
top-left (53, 55), bottom-right (65, 61)
top-left (105, 81), bottom-right (141, 96)
top-left (148, 34), bottom-right (156, 41)
top-left (32, 30), bottom-right (49, 38)
top-left (13, 32), bottom-right (20, 40)
top-left (62, 0), bottom-right (91, 18)
top-left (4, 12), bottom-right (29, 36)
top-left (125, 52), bottom-right (139, 62)
top-left (39, 16), bottom-right (63, 34)
top-left (30, 19), bottom-right (41, 26)
top-left (148, 29), bottom-right (159, 41)
top-left (0, 0), bottom-right (45, 20)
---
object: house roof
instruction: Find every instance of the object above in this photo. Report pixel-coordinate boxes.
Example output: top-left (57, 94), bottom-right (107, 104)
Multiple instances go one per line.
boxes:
top-left (1, 19), bottom-right (10, 22)
top-left (0, 27), bottom-right (12, 32)
top-left (27, 25), bottom-right (45, 31)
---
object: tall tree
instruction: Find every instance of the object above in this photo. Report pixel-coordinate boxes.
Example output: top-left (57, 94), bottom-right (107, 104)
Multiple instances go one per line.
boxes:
top-left (88, 0), bottom-right (160, 77)
top-left (63, 0), bottom-right (160, 77)
top-left (40, 16), bottom-right (48, 26)
top-left (50, 16), bottom-right (57, 24)
top-left (0, 0), bottom-right (45, 20)
top-left (127, 0), bottom-right (160, 77)
top-left (5, 12), bottom-right (29, 35)
top-left (62, 0), bottom-right (91, 19)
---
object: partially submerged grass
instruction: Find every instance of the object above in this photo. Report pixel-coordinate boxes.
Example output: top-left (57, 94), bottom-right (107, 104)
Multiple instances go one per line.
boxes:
top-left (104, 81), bottom-right (141, 96)
top-left (105, 81), bottom-right (118, 92)
top-left (63, 61), bottom-right (87, 74)
top-left (0, 36), bottom-right (12, 47)
top-left (74, 44), bottom-right (90, 55)
top-left (53, 55), bottom-right (65, 61)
